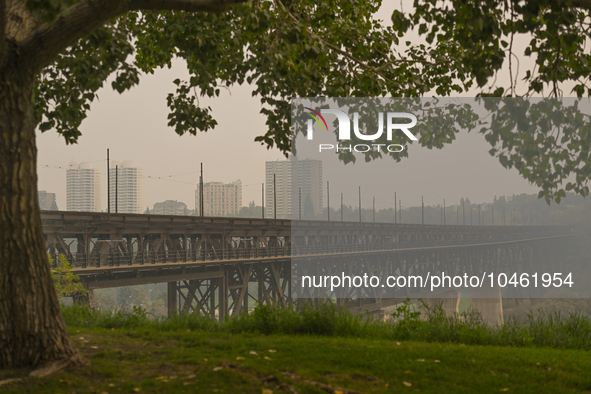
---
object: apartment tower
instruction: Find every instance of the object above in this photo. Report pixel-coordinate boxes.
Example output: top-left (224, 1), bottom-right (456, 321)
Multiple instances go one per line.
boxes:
top-left (109, 161), bottom-right (144, 214)
top-left (265, 159), bottom-right (322, 219)
top-left (66, 162), bottom-right (101, 212)
top-left (197, 180), bottom-right (242, 217)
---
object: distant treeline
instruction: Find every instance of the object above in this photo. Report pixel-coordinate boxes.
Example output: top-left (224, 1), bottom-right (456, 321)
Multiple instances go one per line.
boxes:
top-left (238, 192), bottom-right (589, 225)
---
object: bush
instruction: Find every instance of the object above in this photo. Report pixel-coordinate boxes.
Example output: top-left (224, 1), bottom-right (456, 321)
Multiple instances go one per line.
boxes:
top-left (49, 254), bottom-right (87, 297)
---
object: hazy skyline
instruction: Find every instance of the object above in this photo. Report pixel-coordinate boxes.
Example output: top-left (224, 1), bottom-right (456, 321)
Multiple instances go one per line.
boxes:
top-left (35, 3), bottom-right (547, 213)
top-left (36, 68), bottom-right (540, 213)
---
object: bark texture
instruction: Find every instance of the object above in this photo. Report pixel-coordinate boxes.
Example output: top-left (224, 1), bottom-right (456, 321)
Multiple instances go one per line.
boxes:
top-left (0, 0), bottom-right (244, 371)
top-left (0, 61), bottom-right (83, 369)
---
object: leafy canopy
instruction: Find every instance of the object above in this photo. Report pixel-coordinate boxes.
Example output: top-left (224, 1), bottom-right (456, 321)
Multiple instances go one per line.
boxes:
top-left (34, 0), bottom-right (591, 201)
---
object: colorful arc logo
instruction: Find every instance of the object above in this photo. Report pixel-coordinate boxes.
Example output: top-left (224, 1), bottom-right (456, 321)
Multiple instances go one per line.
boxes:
top-left (304, 107), bottom-right (328, 131)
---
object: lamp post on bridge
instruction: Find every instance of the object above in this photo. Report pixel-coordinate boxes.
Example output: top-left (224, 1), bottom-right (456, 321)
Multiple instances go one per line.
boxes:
top-left (358, 186), bottom-right (362, 223)
top-left (394, 192), bottom-right (397, 224)
top-left (299, 188), bottom-right (301, 220)
top-left (421, 196), bottom-right (424, 225)
top-left (327, 181), bottom-right (330, 222)
top-left (200, 163), bottom-right (204, 217)
top-left (115, 165), bottom-right (118, 214)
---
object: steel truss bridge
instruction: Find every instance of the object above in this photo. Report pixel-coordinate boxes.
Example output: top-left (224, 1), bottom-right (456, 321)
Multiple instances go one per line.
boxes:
top-left (42, 211), bottom-right (574, 324)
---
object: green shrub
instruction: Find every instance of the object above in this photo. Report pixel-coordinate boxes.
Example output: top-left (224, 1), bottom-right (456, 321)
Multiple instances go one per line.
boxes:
top-left (49, 254), bottom-right (87, 297)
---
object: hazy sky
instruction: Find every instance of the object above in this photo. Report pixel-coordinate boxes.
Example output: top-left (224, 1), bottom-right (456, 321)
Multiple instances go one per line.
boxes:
top-left (293, 98), bottom-right (546, 211)
top-left (35, 3), bottom-right (546, 212)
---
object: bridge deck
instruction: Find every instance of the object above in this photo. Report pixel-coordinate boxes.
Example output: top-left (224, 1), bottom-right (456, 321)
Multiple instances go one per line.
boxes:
top-left (43, 212), bottom-right (573, 320)
top-left (72, 233), bottom-right (573, 289)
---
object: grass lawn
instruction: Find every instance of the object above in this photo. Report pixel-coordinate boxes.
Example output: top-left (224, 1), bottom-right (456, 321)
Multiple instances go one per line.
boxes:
top-left (1, 326), bottom-right (590, 393)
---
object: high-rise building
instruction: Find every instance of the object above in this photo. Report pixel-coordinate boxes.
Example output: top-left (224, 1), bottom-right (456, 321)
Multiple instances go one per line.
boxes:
top-left (197, 180), bottom-right (242, 217)
top-left (265, 160), bottom-right (291, 219)
top-left (38, 190), bottom-right (58, 211)
top-left (152, 200), bottom-right (189, 215)
top-left (265, 159), bottom-right (322, 219)
top-left (66, 162), bottom-right (102, 212)
top-left (109, 161), bottom-right (143, 214)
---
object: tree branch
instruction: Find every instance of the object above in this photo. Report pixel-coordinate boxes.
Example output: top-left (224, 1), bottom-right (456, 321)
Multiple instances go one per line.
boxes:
top-left (129, 0), bottom-right (247, 12)
top-left (0, 0), bottom-right (5, 68)
top-left (273, 0), bottom-right (431, 86)
top-left (20, 0), bottom-right (247, 74)
top-left (21, 0), bottom-right (129, 74)
top-left (568, 0), bottom-right (591, 10)
top-left (543, 0), bottom-right (591, 10)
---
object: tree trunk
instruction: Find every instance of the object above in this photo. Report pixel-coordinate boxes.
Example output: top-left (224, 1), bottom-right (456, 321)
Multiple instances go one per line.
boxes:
top-left (0, 63), bottom-right (83, 371)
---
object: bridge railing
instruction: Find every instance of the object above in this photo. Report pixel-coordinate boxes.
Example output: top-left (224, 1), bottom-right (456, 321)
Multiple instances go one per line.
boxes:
top-left (52, 229), bottom-right (571, 269)
top-left (54, 245), bottom-right (292, 269)
top-left (291, 229), bottom-right (567, 255)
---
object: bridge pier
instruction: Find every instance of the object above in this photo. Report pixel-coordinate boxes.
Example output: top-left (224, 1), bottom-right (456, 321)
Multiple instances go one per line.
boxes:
top-left (219, 277), bottom-right (227, 320)
top-left (167, 281), bottom-right (177, 317)
top-left (470, 285), bottom-right (504, 325)
top-left (72, 290), bottom-right (94, 309)
top-left (420, 291), bottom-right (461, 319)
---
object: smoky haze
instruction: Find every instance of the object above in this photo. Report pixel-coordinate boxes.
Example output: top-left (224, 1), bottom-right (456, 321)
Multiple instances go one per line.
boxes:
top-left (36, 69), bottom-right (541, 213)
top-left (36, 2), bottom-right (544, 213)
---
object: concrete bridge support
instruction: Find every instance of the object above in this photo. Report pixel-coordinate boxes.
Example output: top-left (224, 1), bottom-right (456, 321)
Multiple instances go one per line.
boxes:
top-left (73, 286), bottom-right (95, 309)
top-left (420, 291), bottom-right (461, 319)
top-left (470, 285), bottom-right (504, 325)
top-left (167, 281), bottom-right (177, 317)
